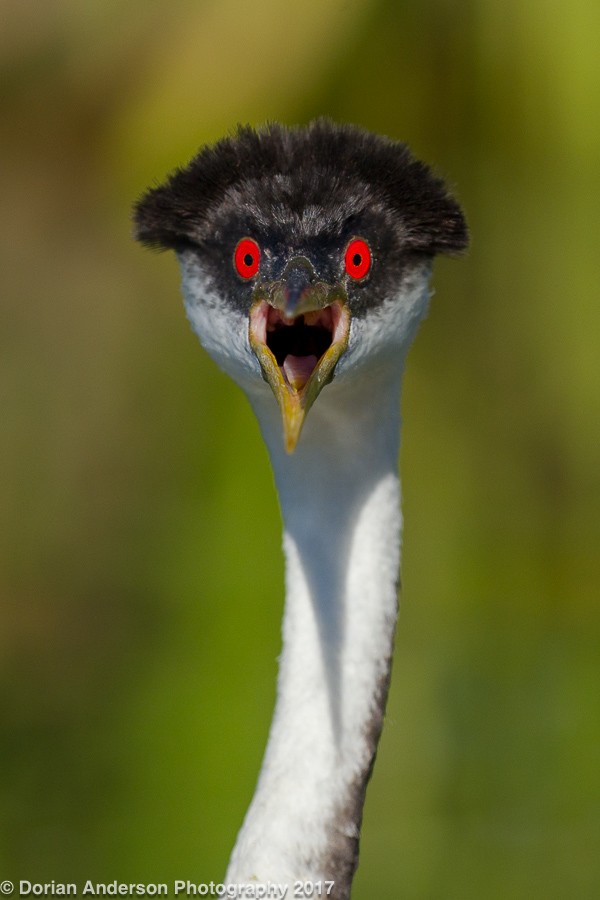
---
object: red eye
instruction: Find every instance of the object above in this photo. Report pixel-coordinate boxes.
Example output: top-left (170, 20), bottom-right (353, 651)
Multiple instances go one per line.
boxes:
top-left (234, 238), bottom-right (261, 279)
top-left (345, 238), bottom-right (371, 279)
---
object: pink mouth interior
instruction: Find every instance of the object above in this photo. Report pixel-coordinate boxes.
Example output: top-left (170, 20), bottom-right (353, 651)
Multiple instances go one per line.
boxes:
top-left (281, 354), bottom-right (318, 389)
top-left (258, 304), bottom-right (341, 391)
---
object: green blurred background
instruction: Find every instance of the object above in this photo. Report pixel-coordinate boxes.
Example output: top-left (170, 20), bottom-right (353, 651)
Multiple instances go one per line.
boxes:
top-left (2, 0), bottom-right (599, 897)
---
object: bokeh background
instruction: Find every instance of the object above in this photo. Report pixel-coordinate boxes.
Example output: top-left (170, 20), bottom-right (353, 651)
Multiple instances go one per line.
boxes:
top-left (2, 0), bottom-right (599, 897)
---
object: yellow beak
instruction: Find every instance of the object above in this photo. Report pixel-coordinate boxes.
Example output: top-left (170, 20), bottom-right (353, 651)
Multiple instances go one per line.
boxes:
top-left (249, 294), bottom-right (350, 453)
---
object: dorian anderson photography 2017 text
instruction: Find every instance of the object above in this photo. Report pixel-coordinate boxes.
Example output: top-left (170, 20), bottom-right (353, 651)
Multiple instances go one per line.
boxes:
top-left (9, 881), bottom-right (333, 899)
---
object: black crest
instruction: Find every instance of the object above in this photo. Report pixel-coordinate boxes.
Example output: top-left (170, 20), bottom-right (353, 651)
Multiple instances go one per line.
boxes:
top-left (133, 120), bottom-right (468, 257)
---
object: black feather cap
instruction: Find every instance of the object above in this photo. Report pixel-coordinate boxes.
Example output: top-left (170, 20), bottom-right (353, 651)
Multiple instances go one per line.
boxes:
top-left (133, 119), bottom-right (468, 258)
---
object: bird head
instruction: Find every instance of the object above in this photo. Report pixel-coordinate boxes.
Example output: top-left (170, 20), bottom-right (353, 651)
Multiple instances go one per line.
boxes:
top-left (133, 120), bottom-right (467, 452)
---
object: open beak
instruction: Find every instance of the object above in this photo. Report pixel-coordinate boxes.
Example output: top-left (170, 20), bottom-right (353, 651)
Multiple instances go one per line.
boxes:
top-left (249, 257), bottom-right (350, 453)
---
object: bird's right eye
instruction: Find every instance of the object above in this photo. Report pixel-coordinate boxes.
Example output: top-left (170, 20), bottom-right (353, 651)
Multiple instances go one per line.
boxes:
top-left (234, 238), bottom-right (261, 279)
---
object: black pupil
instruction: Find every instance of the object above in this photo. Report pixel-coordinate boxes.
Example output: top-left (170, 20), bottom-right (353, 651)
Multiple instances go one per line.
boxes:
top-left (352, 253), bottom-right (362, 267)
top-left (244, 252), bottom-right (254, 267)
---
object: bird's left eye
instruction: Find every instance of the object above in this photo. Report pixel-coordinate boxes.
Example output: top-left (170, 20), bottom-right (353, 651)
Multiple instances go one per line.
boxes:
top-left (234, 238), bottom-right (261, 279)
top-left (345, 238), bottom-right (371, 279)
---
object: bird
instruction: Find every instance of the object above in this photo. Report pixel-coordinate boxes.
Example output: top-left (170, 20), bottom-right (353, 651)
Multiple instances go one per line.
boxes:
top-left (133, 119), bottom-right (467, 899)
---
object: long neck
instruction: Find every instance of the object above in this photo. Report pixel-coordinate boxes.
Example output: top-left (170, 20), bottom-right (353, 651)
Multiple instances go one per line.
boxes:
top-left (226, 367), bottom-right (404, 898)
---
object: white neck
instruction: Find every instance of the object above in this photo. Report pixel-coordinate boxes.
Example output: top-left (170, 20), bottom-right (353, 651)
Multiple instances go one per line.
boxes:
top-left (177, 253), bottom-right (432, 897)
top-left (226, 365), bottom-right (404, 897)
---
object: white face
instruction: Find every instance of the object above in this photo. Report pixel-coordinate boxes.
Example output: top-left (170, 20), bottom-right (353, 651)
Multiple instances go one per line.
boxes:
top-left (178, 250), bottom-right (264, 395)
top-left (334, 259), bottom-right (432, 382)
top-left (179, 248), bottom-right (432, 393)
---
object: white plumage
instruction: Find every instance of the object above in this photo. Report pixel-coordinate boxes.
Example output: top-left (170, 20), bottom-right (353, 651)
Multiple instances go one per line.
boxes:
top-left (134, 120), bottom-right (467, 898)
